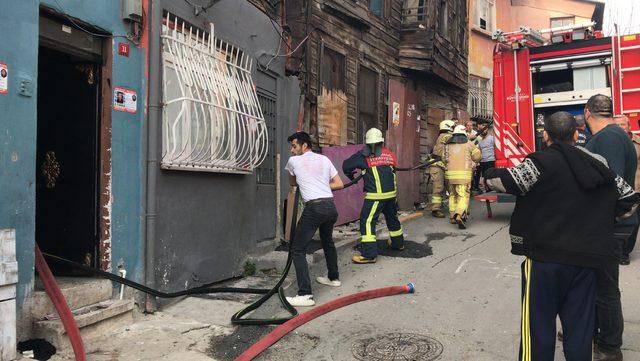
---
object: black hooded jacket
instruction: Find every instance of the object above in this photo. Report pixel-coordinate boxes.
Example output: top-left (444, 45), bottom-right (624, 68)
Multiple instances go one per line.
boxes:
top-left (484, 143), bottom-right (639, 268)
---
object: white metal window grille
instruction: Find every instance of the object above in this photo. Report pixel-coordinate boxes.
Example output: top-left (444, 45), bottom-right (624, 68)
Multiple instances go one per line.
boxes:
top-left (468, 76), bottom-right (493, 118)
top-left (474, 0), bottom-right (495, 32)
top-left (161, 13), bottom-right (268, 173)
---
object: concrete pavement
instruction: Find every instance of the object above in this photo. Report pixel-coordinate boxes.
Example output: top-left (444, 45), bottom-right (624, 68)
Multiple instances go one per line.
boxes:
top-left (44, 200), bottom-right (640, 360)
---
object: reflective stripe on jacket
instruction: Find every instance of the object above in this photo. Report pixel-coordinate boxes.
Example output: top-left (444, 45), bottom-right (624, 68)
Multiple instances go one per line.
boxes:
top-left (442, 141), bottom-right (481, 184)
top-left (343, 147), bottom-right (398, 200)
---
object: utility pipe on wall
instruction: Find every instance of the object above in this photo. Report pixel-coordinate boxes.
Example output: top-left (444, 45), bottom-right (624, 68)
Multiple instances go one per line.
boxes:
top-left (144, 0), bottom-right (161, 313)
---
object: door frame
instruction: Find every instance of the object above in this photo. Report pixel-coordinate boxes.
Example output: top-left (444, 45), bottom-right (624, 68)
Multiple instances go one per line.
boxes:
top-left (38, 9), bottom-right (113, 271)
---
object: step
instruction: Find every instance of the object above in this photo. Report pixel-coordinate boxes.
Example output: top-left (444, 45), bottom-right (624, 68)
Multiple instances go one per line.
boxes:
top-left (33, 299), bottom-right (134, 350)
top-left (31, 277), bottom-right (112, 320)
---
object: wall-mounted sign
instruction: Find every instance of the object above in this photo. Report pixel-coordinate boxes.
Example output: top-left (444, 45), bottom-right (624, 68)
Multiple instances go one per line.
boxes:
top-left (118, 42), bottom-right (130, 57)
top-left (392, 102), bottom-right (400, 126)
top-left (0, 63), bottom-right (7, 94)
top-left (113, 87), bottom-right (137, 113)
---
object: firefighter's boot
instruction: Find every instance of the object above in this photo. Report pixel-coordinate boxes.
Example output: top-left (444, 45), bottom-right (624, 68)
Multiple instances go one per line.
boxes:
top-left (432, 210), bottom-right (445, 218)
top-left (352, 255), bottom-right (377, 264)
top-left (454, 213), bottom-right (467, 229)
top-left (387, 239), bottom-right (404, 251)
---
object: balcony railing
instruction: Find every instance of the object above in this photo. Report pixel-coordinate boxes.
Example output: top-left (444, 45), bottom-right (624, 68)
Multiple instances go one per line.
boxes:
top-left (401, 0), bottom-right (427, 25)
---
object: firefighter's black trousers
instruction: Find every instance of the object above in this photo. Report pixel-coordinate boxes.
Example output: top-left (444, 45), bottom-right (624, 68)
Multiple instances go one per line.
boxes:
top-left (359, 198), bottom-right (404, 259)
top-left (519, 258), bottom-right (595, 361)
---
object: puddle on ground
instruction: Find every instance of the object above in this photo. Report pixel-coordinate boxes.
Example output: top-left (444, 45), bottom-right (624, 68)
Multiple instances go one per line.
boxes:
top-left (375, 240), bottom-right (433, 259)
top-left (425, 232), bottom-right (475, 242)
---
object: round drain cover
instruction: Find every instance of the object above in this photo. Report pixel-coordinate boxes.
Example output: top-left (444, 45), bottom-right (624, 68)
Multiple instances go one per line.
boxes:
top-left (351, 332), bottom-right (443, 361)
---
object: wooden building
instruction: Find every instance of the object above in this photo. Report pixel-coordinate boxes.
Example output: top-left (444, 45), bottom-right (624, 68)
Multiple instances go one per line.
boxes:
top-left (285, 0), bottom-right (470, 207)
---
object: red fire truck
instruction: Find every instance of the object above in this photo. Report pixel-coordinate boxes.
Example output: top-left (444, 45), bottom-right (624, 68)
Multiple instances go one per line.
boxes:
top-left (492, 22), bottom-right (640, 167)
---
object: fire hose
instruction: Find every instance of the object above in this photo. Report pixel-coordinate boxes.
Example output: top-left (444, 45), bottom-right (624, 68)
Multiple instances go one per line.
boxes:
top-left (35, 155), bottom-right (439, 360)
top-left (235, 283), bottom-right (415, 361)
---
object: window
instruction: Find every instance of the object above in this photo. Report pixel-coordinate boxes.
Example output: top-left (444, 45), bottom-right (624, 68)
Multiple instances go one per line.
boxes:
top-left (468, 76), bottom-right (492, 118)
top-left (161, 13), bottom-right (268, 174)
top-left (550, 17), bottom-right (574, 29)
top-left (369, 0), bottom-right (383, 18)
top-left (438, 0), bottom-right (448, 36)
top-left (357, 66), bottom-right (378, 142)
top-left (474, 0), bottom-right (495, 32)
top-left (321, 47), bottom-right (345, 92)
top-left (256, 91), bottom-right (277, 184)
top-left (402, 0), bottom-right (427, 24)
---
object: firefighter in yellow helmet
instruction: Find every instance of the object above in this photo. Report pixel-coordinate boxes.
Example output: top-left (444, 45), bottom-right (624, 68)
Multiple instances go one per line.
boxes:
top-left (343, 128), bottom-right (404, 264)
top-left (428, 120), bottom-right (455, 218)
top-left (435, 125), bottom-right (481, 229)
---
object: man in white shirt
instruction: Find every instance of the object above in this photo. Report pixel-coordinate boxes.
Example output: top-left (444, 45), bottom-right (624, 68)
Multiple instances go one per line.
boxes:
top-left (284, 132), bottom-right (344, 307)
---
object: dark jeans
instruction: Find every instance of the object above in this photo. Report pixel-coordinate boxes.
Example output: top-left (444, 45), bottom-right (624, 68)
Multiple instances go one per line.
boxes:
top-left (473, 161), bottom-right (495, 191)
top-left (292, 199), bottom-right (339, 296)
top-left (519, 259), bottom-right (595, 361)
top-left (595, 227), bottom-right (633, 353)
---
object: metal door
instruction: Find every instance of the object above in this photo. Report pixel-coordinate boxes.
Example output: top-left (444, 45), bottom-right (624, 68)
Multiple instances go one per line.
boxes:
top-left (387, 79), bottom-right (420, 210)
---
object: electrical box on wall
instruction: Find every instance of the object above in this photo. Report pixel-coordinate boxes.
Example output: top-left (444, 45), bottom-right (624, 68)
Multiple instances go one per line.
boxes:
top-left (121, 0), bottom-right (142, 22)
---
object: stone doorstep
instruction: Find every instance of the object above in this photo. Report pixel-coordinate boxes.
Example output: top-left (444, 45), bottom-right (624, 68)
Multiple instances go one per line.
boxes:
top-left (33, 299), bottom-right (135, 350)
top-left (31, 278), bottom-right (113, 321)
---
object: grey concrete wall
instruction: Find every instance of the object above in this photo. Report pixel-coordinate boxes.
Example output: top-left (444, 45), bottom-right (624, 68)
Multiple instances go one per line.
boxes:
top-left (151, 0), bottom-right (300, 293)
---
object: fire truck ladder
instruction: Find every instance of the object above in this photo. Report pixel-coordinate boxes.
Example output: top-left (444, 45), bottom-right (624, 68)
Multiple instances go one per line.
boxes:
top-left (493, 22), bottom-right (597, 48)
top-left (615, 31), bottom-right (640, 116)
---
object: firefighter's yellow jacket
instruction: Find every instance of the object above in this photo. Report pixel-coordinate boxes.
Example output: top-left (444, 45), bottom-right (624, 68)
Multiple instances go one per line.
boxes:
top-left (436, 136), bottom-right (482, 184)
top-left (431, 132), bottom-right (451, 169)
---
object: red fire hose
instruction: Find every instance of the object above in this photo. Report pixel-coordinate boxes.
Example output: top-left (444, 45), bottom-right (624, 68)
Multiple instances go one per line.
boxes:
top-left (235, 283), bottom-right (415, 361)
top-left (34, 245), bottom-right (86, 361)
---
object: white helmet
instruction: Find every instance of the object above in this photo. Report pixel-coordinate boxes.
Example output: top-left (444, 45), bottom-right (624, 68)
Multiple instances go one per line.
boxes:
top-left (453, 125), bottom-right (467, 135)
top-left (439, 120), bottom-right (455, 132)
top-left (365, 128), bottom-right (384, 144)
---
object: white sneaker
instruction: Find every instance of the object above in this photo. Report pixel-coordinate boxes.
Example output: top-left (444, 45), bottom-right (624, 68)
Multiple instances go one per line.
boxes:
top-left (286, 294), bottom-right (315, 307)
top-left (316, 276), bottom-right (341, 287)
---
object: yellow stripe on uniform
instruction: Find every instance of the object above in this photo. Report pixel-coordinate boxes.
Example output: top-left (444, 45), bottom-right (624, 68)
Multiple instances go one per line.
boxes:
top-left (361, 235), bottom-right (377, 243)
top-left (445, 170), bottom-right (473, 180)
top-left (365, 191), bottom-right (397, 200)
top-left (371, 166), bottom-right (382, 193)
top-left (520, 258), bottom-right (532, 361)
top-left (365, 201), bottom-right (379, 236)
top-left (389, 228), bottom-right (403, 237)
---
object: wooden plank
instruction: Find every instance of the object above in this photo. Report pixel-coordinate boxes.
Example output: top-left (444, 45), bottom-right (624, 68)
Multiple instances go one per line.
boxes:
top-left (317, 87), bottom-right (348, 146)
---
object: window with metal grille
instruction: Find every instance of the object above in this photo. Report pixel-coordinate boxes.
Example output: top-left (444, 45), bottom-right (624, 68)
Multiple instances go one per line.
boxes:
top-left (468, 76), bottom-right (493, 118)
top-left (256, 91), bottom-right (276, 184)
top-left (474, 0), bottom-right (495, 32)
top-left (161, 13), bottom-right (268, 174)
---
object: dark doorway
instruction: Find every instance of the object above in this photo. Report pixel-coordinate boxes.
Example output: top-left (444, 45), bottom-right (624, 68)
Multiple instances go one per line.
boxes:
top-left (358, 66), bottom-right (378, 142)
top-left (36, 44), bottom-right (101, 274)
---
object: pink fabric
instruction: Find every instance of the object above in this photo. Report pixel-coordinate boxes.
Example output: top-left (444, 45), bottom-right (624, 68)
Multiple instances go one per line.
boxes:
top-left (321, 145), bottom-right (365, 225)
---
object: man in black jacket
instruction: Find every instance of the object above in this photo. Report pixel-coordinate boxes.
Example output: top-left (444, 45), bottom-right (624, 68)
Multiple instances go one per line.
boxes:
top-left (584, 95), bottom-right (638, 361)
top-left (484, 111), bottom-right (638, 361)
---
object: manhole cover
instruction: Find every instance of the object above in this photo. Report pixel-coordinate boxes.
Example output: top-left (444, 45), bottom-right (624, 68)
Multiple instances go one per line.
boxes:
top-left (351, 332), bottom-right (443, 361)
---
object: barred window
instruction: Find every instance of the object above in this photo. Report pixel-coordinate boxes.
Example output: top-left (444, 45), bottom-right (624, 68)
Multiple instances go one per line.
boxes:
top-left (161, 13), bottom-right (268, 174)
top-left (468, 76), bottom-right (493, 119)
top-left (474, 0), bottom-right (495, 32)
top-left (256, 91), bottom-right (276, 184)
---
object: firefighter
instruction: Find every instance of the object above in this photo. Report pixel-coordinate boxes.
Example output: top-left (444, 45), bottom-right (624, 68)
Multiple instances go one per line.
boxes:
top-left (436, 125), bottom-right (481, 229)
top-left (343, 128), bottom-right (404, 264)
top-left (428, 119), bottom-right (455, 218)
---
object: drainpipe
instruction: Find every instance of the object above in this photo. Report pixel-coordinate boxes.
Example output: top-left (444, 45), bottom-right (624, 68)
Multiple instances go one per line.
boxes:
top-left (144, 0), bottom-right (161, 313)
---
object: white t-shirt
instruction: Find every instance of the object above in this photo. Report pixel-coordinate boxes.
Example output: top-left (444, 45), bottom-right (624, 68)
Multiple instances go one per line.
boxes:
top-left (285, 151), bottom-right (338, 202)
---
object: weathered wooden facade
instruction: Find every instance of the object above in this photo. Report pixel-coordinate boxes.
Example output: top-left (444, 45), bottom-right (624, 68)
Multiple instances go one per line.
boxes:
top-left (285, 0), bottom-right (469, 206)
